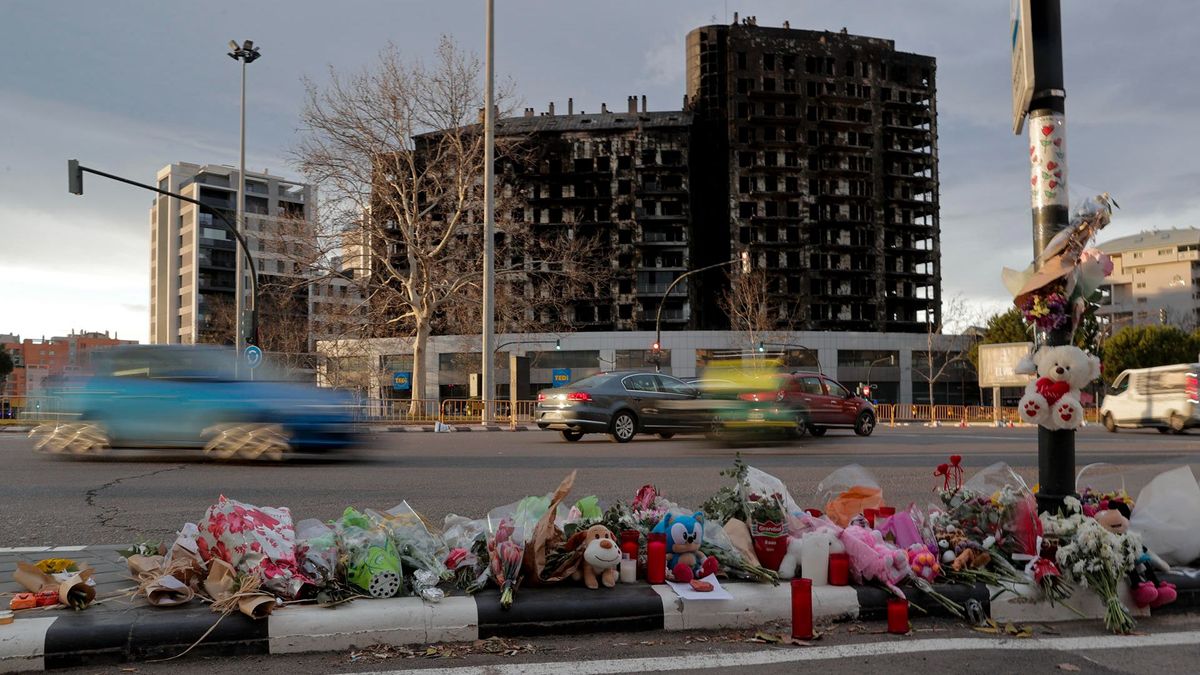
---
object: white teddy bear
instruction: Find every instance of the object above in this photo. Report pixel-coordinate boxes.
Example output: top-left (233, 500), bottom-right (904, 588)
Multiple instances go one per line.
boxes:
top-left (1017, 345), bottom-right (1100, 430)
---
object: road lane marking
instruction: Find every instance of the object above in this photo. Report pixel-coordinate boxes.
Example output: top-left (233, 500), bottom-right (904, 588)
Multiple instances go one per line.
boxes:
top-left (345, 630), bottom-right (1200, 675)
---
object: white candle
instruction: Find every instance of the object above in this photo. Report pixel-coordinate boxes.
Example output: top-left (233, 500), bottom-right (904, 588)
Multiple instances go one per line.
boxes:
top-left (800, 533), bottom-right (832, 586)
top-left (619, 557), bottom-right (637, 583)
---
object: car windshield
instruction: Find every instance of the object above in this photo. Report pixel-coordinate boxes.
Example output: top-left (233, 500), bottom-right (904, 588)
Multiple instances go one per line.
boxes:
top-left (566, 373), bottom-right (619, 389)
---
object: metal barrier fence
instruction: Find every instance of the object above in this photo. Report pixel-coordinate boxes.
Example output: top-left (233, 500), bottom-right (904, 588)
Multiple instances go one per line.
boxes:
top-left (876, 403), bottom-right (1102, 426)
top-left (438, 399), bottom-right (538, 424)
top-left (348, 399), bottom-right (540, 425)
top-left (0, 396), bottom-right (73, 423)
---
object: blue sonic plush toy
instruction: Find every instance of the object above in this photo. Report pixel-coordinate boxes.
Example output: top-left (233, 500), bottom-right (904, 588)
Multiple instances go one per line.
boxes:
top-left (653, 511), bottom-right (719, 583)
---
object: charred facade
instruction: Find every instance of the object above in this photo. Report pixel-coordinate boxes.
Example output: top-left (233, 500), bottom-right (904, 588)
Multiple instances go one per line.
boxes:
top-left (687, 21), bottom-right (940, 332)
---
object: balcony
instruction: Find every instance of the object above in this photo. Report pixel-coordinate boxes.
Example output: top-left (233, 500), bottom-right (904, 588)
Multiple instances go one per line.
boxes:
top-left (636, 283), bottom-right (687, 296)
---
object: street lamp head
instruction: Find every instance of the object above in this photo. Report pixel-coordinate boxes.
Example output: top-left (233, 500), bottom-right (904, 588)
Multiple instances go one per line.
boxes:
top-left (554, 339), bottom-right (561, 350)
top-left (228, 39), bottom-right (262, 63)
top-left (228, 40), bottom-right (240, 52)
top-left (242, 40), bottom-right (254, 51)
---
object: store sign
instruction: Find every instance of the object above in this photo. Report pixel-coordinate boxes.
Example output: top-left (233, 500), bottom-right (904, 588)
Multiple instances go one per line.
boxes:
top-left (551, 368), bottom-right (571, 388)
top-left (392, 371), bottom-right (412, 391)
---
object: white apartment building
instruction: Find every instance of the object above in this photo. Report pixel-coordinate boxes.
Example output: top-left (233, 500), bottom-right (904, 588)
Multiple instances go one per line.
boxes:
top-left (1098, 228), bottom-right (1200, 330)
top-left (149, 162), bottom-right (363, 349)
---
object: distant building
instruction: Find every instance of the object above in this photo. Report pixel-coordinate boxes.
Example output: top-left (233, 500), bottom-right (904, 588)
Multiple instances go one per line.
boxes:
top-left (372, 20), bottom-right (939, 335)
top-left (0, 330), bottom-right (136, 399)
top-left (1098, 228), bottom-right (1200, 330)
top-left (149, 162), bottom-right (364, 352)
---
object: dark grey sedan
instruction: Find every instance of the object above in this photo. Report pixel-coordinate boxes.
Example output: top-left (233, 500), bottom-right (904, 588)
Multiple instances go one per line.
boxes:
top-left (535, 371), bottom-right (706, 442)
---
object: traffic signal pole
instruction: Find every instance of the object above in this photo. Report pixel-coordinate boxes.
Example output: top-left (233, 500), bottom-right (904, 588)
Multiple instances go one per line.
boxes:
top-left (68, 160), bottom-right (260, 346)
top-left (1024, 1), bottom-right (1075, 514)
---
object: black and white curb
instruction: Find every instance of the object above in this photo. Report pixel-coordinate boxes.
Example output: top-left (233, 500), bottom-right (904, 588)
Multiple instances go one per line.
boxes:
top-left (4, 573), bottom-right (1197, 672)
top-left (0, 582), bottom-right (967, 672)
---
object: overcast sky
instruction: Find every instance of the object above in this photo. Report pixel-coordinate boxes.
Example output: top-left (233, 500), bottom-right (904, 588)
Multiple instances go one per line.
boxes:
top-left (2, 1), bottom-right (1197, 343)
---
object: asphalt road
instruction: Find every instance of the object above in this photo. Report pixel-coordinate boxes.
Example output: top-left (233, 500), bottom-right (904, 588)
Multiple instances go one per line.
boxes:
top-left (1, 425), bottom-right (1196, 547)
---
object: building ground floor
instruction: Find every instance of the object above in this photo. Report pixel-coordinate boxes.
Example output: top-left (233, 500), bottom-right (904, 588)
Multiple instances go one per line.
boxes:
top-left (317, 330), bottom-right (979, 407)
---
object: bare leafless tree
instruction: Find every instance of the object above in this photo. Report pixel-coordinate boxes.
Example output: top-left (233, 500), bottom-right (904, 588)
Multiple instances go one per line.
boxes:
top-left (719, 270), bottom-right (795, 351)
top-left (914, 294), bottom-right (980, 422)
top-left (293, 39), bottom-right (605, 410)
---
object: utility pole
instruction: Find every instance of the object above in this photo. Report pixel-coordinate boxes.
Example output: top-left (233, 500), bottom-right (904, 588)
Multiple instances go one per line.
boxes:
top-left (480, 0), bottom-right (496, 422)
top-left (229, 40), bottom-right (261, 352)
top-left (1014, 1), bottom-right (1073, 513)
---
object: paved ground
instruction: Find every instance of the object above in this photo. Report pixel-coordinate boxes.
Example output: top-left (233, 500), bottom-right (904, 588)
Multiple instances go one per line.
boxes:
top-left (1, 425), bottom-right (1195, 547)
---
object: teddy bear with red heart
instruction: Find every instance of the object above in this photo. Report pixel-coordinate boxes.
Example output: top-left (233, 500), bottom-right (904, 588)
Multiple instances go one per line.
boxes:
top-left (1017, 345), bottom-right (1100, 430)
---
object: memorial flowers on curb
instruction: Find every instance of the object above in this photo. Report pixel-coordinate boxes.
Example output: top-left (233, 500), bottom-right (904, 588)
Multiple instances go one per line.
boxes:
top-left (1048, 504), bottom-right (1141, 634)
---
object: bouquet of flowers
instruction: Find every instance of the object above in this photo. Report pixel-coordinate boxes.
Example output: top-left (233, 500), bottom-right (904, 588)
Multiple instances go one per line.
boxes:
top-left (487, 517), bottom-right (524, 609)
top-left (1020, 284), bottom-right (1071, 331)
top-left (1031, 556), bottom-right (1074, 605)
top-left (1054, 515), bottom-right (1141, 633)
top-left (369, 502), bottom-right (452, 602)
top-left (442, 514), bottom-right (491, 594)
top-left (700, 519), bottom-right (779, 585)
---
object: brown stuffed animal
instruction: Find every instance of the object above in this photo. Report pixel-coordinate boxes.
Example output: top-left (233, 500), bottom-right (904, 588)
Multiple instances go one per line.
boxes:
top-left (567, 525), bottom-right (621, 589)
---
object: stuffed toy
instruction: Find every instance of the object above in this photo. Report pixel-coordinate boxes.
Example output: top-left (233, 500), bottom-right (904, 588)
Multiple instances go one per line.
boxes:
top-left (778, 530), bottom-right (843, 582)
top-left (653, 512), bottom-right (719, 583)
top-left (1017, 345), bottom-right (1100, 430)
top-left (907, 543), bottom-right (940, 582)
top-left (1095, 502), bottom-right (1176, 609)
top-left (566, 524), bottom-right (621, 589)
top-left (840, 524), bottom-right (909, 597)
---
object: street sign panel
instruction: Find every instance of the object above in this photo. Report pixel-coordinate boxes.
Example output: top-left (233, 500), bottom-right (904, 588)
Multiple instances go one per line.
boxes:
top-left (1011, 0), bottom-right (1034, 134)
top-left (551, 368), bottom-right (571, 388)
top-left (979, 342), bottom-right (1034, 388)
top-left (392, 371), bottom-right (412, 391)
top-left (244, 345), bottom-right (263, 370)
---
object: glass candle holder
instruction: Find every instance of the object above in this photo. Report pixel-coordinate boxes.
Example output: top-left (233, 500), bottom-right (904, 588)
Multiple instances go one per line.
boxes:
top-left (791, 578), bottom-right (814, 640)
top-left (828, 552), bottom-right (850, 586)
top-left (887, 597), bottom-right (909, 634)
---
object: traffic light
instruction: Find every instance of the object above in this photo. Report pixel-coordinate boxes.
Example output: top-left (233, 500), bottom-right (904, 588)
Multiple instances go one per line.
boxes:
top-left (651, 341), bottom-right (660, 351)
top-left (68, 159), bottom-right (83, 195)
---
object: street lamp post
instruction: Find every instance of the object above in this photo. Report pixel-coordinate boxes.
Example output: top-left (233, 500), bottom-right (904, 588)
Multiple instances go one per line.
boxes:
top-left (866, 354), bottom-right (896, 390)
top-left (68, 161), bottom-right (260, 344)
top-left (480, 0), bottom-right (497, 423)
top-left (228, 39), bottom-right (261, 350)
top-left (652, 258), bottom-right (744, 373)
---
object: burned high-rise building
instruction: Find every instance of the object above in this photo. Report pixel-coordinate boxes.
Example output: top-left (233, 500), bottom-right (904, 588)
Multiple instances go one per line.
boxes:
top-left (377, 21), bottom-right (940, 336)
top-left (687, 20), bottom-right (940, 332)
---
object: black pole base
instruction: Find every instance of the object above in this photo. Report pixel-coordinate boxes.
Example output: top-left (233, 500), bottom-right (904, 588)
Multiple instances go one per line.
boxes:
top-left (1036, 425), bottom-right (1076, 515)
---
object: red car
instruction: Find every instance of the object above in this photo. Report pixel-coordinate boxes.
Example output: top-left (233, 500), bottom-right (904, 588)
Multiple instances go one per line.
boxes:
top-left (781, 371), bottom-right (877, 437)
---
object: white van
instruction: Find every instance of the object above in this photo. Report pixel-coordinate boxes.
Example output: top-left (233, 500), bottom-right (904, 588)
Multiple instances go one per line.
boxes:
top-left (1101, 363), bottom-right (1200, 433)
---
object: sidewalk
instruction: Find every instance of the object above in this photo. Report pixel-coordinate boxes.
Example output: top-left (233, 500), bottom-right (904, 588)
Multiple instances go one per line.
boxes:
top-left (4, 545), bottom-right (1198, 672)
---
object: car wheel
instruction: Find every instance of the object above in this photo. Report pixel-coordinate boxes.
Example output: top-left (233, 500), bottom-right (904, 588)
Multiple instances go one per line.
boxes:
top-left (610, 411), bottom-right (638, 443)
top-left (31, 421), bottom-right (110, 455)
top-left (704, 416), bottom-right (724, 440)
top-left (854, 411), bottom-right (876, 437)
top-left (791, 414), bottom-right (809, 439)
top-left (1157, 427), bottom-right (1172, 434)
top-left (203, 422), bottom-right (291, 461)
top-left (657, 432), bottom-right (675, 439)
top-left (561, 430), bottom-right (584, 442)
top-left (1169, 412), bottom-right (1187, 433)
top-left (807, 425), bottom-right (827, 437)
top-left (1103, 413), bottom-right (1117, 433)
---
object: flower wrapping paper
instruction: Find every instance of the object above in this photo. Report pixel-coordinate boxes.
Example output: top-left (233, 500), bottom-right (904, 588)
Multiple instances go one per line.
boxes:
top-left (197, 495), bottom-right (310, 598)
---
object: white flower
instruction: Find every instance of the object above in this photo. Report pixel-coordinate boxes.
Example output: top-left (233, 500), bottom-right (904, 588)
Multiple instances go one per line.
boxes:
top-left (983, 536), bottom-right (996, 549)
top-left (1063, 496), bottom-right (1082, 514)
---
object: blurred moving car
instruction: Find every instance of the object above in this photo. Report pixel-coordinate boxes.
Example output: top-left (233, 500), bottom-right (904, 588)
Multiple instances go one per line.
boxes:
top-left (535, 371), bottom-right (705, 442)
top-left (33, 344), bottom-right (360, 459)
top-left (1101, 363), bottom-right (1199, 433)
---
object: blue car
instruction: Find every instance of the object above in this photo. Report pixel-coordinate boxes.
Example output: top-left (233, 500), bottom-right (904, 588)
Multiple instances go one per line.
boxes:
top-left (34, 344), bottom-right (360, 459)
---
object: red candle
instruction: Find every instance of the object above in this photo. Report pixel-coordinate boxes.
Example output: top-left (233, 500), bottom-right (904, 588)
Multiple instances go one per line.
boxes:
top-left (647, 540), bottom-right (667, 584)
top-left (878, 506), bottom-right (896, 517)
top-left (791, 578), bottom-right (814, 639)
top-left (887, 597), bottom-right (909, 634)
top-left (828, 552), bottom-right (850, 586)
top-left (620, 530), bottom-right (640, 559)
top-left (863, 508), bottom-right (879, 528)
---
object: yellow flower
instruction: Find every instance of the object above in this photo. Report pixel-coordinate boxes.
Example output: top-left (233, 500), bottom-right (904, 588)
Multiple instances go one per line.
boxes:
top-left (35, 558), bottom-right (77, 574)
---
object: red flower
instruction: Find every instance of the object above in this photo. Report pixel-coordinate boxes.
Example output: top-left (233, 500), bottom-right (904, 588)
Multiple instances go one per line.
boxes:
top-left (950, 455), bottom-right (962, 466)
